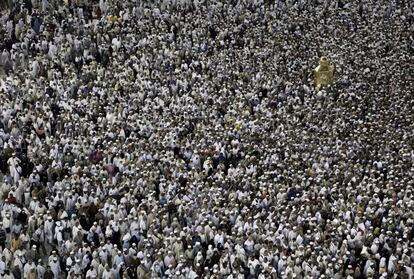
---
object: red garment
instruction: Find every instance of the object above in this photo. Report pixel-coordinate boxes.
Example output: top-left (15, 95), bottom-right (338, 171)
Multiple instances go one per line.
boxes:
top-left (7, 196), bottom-right (17, 204)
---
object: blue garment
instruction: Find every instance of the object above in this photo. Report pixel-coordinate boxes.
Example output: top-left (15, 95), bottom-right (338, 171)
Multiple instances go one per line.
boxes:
top-left (34, 17), bottom-right (41, 34)
top-left (122, 241), bottom-right (130, 250)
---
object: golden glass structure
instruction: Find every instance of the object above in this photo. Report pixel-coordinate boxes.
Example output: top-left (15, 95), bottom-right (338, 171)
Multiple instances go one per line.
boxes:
top-left (314, 57), bottom-right (334, 90)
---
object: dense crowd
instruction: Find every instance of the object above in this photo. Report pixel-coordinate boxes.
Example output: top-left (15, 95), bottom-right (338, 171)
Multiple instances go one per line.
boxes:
top-left (0, 0), bottom-right (413, 278)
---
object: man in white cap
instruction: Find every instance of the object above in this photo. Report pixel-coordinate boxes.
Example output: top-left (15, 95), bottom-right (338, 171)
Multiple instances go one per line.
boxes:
top-left (49, 253), bottom-right (61, 278)
top-left (23, 259), bottom-right (37, 279)
top-left (86, 265), bottom-right (98, 278)
top-left (7, 153), bottom-right (21, 184)
top-left (43, 216), bottom-right (54, 255)
top-left (36, 259), bottom-right (46, 279)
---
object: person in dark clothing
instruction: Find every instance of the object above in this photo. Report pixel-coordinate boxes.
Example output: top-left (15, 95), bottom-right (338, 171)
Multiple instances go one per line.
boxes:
top-left (0, 225), bottom-right (6, 249)
top-left (44, 266), bottom-right (54, 279)
top-left (11, 264), bottom-right (21, 279)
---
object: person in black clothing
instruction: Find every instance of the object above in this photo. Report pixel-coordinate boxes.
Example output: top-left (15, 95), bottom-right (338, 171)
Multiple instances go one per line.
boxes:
top-left (44, 266), bottom-right (54, 279)
top-left (11, 264), bottom-right (21, 279)
top-left (0, 225), bottom-right (6, 249)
